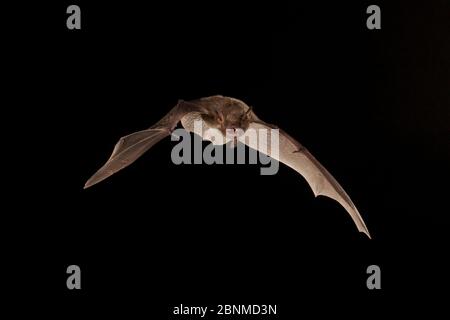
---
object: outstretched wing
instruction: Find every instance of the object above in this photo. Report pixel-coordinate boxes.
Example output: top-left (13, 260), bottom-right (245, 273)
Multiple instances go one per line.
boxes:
top-left (239, 115), bottom-right (371, 238)
top-left (84, 100), bottom-right (203, 189)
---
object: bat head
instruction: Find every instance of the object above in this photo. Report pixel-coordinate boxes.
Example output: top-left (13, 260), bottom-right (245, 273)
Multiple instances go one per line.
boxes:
top-left (201, 100), bottom-right (252, 144)
top-left (219, 102), bottom-right (252, 139)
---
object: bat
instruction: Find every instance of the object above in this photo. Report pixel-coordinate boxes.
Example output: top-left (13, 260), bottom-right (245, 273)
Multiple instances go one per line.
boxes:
top-left (84, 95), bottom-right (371, 238)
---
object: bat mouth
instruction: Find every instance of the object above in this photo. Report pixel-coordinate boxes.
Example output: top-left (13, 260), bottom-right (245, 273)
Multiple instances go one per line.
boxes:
top-left (225, 127), bottom-right (244, 138)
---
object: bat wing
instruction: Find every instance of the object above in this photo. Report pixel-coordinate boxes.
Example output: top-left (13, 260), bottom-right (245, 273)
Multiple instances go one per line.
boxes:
top-left (84, 100), bottom-right (204, 189)
top-left (239, 116), bottom-right (371, 238)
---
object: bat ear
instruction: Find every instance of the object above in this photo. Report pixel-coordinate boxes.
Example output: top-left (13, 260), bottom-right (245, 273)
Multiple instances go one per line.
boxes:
top-left (217, 112), bottom-right (225, 123)
top-left (244, 106), bottom-right (253, 119)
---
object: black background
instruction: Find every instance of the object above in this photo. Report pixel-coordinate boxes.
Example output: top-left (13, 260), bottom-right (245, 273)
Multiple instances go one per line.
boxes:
top-left (7, 0), bottom-right (449, 317)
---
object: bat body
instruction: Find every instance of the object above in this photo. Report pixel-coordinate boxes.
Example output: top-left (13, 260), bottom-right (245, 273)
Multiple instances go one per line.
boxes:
top-left (85, 95), bottom-right (371, 238)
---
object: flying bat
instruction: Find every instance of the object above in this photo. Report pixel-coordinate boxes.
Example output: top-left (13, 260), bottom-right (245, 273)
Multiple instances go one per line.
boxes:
top-left (84, 95), bottom-right (371, 238)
